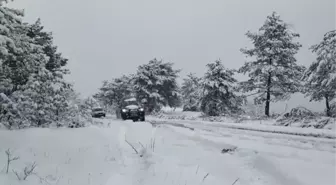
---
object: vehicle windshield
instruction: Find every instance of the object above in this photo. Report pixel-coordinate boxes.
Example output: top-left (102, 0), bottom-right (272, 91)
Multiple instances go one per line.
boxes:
top-left (93, 108), bottom-right (103, 112)
top-left (122, 97), bottom-right (139, 106)
top-left (123, 100), bottom-right (139, 106)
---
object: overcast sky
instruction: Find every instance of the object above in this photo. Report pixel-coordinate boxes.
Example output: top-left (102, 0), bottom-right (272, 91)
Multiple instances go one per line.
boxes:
top-left (7, 0), bottom-right (336, 113)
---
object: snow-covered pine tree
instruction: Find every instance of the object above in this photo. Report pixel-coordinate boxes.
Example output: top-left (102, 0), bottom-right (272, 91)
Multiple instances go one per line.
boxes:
top-left (61, 91), bottom-right (94, 128)
top-left (201, 60), bottom-right (243, 116)
top-left (83, 96), bottom-right (100, 109)
top-left (94, 80), bottom-right (113, 107)
top-left (13, 68), bottom-right (59, 127)
top-left (1, 5), bottom-right (75, 128)
top-left (181, 73), bottom-right (202, 111)
top-left (302, 30), bottom-right (336, 117)
top-left (0, 5), bottom-right (36, 128)
top-left (27, 18), bottom-right (68, 75)
top-left (133, 58), bottom-right (180, 113)
top-left (0, 4), bottom-right (22, 55)
top-left (0, 5), bottom-right (24, 96)
top-left (95, 74), bottom-right (134, 109)
top-left (161, 75), bottom-right (181, 110)
top-left (239, 12), bottom-right (304, 116)
top-left (167, 85), bottom-right (182, 110)
top-left (11, 18), bottom-right (73, 127)
top-left (0, 0), bottom-right (14, 5)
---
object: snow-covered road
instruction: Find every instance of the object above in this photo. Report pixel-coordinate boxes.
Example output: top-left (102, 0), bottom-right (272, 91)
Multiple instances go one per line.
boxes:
top-left (154, 121), bottom-right (336, 185)
top-left (0, 118), bottom-right (335, 185)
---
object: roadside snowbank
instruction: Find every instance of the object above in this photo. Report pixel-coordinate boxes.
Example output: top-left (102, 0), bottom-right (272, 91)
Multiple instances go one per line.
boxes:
top-left (149, 107), bottom-right (336, 136)
top-left (0, 126), bottom-right (122, 185)
top-left (148, 118), bottom-right (336, 139)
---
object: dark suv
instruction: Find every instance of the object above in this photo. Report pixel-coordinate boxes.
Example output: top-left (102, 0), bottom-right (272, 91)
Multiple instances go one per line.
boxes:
top-left (120, 97), bottom-right (145, 122)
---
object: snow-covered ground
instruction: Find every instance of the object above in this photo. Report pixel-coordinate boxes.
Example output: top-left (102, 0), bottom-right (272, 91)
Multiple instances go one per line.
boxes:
top-left (0, 117), bottom-right (335, 185)
top-left (151, 107), bottom-right (336, 135)
top-left (148, 118), bottom-right (336, 139)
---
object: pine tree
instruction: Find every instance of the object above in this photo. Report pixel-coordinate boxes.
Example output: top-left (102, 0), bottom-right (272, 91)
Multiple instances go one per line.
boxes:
top-left (303, 30), bottom-right (336, 117)
top-left (27, 18), bottom-right (68, 75)
top-left (133, 58), bottom-right (180, 112)
top-left (0, 5), bottom-right (41, 128)
top-left (0, 5), bottom-right (75, 128)
top-left (62, 91), bottom-right (93, 128)
top-left (167, 85), bottom-right (182, 110)
top-left (181, 73), bottom-right (202, 111)
top-left (0, 1), bottom-right (14, 5)
top-left (0, 5), bottom-right (24, 96)
top-left (0, 5), bottom-right (21, 56)
top-left (201, 60), bottom-right (243, 116)
top-left (83, 96), bottom-right (100, 109)
top-left (14, 19), bottom-right (72, 126)
top-left (239, 12), bottom-right (304, 116)
top-left (95, 75), bottom-right (134, 108)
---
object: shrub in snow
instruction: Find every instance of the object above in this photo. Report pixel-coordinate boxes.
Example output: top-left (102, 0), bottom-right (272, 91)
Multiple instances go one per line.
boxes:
top-left (239, 12), bottom-right (304, 117)
top-left (200, 60), bottom-right (244, 116)
top-left (60, 92), bottom-right (93, 128)
top-left (276, 107), bottom-right (319, 127)
top-left (284, 107), bottom-right (315, 117)
top-left (302, 30), bottom-right (336, 117)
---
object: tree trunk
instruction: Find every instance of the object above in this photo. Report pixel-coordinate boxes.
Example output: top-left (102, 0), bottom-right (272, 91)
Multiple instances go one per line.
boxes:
top-left (325, 95), bottom-right (331, 117)
top-left (115, 108), bottom-right (121, 119)
top-left (265, 72), bottom-right (272, 117)
top-left (56, 109), bottom-right (59, 121)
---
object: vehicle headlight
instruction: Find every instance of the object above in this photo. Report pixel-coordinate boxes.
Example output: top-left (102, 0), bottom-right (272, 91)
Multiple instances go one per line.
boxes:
top-left (139, 108), bottom-right (144, 111)
top-left (122, 109), bottom-right (127, 112)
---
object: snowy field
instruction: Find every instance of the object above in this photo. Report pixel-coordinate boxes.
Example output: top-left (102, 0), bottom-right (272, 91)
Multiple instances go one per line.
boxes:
top-left (0, 117), bottom-right (335, 185)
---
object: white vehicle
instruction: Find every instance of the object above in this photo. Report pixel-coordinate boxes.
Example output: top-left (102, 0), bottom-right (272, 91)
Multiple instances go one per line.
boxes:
top-left (91, 107), bottom-right (106, 118)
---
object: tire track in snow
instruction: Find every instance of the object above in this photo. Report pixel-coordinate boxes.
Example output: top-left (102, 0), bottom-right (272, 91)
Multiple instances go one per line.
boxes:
top-left (103, 120), bottom-right (249, 184)
top-left (103, 119), bottom-right (309, 185)
top-left (105, 121), bottom-right (156, 185)
top-left (158, 122), bottom-right (310, 185)
top-left (252, 155), bottom-right (304, 185)
top-left (158, 124), bottom-right (277, 185)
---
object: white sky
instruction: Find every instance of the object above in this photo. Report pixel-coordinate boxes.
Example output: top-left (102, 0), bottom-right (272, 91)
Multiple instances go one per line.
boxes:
top-left (6, 0), bottom-right (336, 113)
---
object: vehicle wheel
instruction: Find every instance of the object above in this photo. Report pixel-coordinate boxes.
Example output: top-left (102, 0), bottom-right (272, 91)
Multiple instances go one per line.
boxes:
top-left (140, 117), bottom-right (145, 122)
